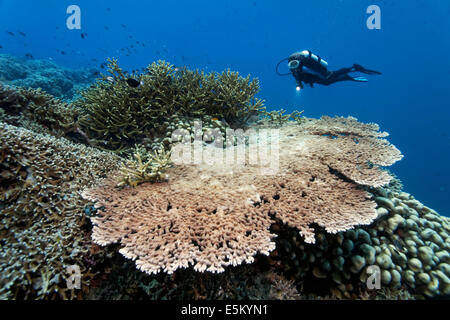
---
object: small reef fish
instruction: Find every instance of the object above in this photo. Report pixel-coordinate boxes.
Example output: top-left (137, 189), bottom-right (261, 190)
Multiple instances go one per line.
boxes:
top-left (0, 45), bottom-right (3, 49)
top-left (18, 31), bottom-right (26, 36)
top-left (6, 31), bottom-right (14, 36)
top-left (81, 33), bottom-right (88, 39)
top-left (174, 65), bottom-right (186, 72)
top-left (24, 53), bottom-right (34, 59)
top-left (125, 78), bottom-right (142, 88)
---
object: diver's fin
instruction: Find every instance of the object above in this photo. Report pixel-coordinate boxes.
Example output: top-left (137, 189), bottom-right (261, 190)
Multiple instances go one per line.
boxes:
top-left (353, 64), bottom-right (382, 75)
top-left (352, 76), bottom-right (368, 82)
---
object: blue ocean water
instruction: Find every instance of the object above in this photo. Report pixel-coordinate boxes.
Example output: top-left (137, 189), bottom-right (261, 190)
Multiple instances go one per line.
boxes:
top-left (1, 0), bottom-right (449, 216)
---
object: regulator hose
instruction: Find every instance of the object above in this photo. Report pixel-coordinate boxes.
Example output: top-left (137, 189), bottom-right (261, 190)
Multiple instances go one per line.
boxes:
top-left (275, 57), bottom-right (292, 76)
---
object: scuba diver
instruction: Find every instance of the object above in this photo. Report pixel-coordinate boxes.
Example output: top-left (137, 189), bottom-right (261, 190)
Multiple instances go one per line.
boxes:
top-left (276, 50), bottom-right (382, 90)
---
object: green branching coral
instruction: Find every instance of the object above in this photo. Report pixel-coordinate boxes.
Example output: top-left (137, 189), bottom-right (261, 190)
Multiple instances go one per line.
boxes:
top-left (290, 110), bottom-right (305, 124)
top-left (117, 145), bottom-right (172, 187)
top-left (260, 109), bottom-right (305, 127)
top-left (77, 58), bottom-right (265, 151)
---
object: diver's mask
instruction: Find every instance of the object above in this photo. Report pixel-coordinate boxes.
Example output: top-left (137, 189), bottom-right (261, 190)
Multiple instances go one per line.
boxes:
top-left (288, 59), bottom-right (300, 70)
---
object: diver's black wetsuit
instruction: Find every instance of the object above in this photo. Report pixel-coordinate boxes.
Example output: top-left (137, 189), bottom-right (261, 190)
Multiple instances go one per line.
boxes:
top-left (288, 50), bottom-right (381, 89)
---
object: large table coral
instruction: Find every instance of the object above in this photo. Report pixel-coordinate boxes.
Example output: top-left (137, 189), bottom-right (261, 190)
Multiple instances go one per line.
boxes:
top-left (82, 116), bottom-right (403, 275)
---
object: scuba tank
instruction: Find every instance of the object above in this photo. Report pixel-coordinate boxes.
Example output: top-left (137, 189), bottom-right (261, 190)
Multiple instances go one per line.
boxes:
top-left (275, 50), bottom-right (329, 84)
top-left (299, 50), bottom-right (328, 69)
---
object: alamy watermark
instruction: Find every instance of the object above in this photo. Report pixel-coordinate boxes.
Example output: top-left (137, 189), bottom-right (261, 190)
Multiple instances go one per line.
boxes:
top-left (170, 121), bottom-right (280, 176)
top-left (66, 5), bottom-right (81, 30)
top-left (367, 5), bottom-right (381, 30)
top-left (366, 265), bottom-right (381, 290)
top-left (66, 264), bottom-right (81, 289)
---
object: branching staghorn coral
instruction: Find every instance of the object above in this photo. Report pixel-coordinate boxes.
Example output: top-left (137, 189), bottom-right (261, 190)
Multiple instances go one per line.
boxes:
top-left (76, 58), bottom-right (265, 151)
top-left (260, 109), bottom-right (305, 127)
top-left (117, 145), bottom-right (172, 187)
top-left (81, 116), bottom-right (403, 276)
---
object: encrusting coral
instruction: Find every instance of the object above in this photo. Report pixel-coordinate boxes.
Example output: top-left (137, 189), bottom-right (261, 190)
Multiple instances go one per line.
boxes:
top-left (81, 116), bottom-right (403, 276)
top-left (0, 122), bottom-right (121, 299)
top-left (76, 58), bottom-right (265, 151)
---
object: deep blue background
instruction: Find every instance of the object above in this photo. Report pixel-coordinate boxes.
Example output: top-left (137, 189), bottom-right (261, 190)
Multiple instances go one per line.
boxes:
top-left (1, 0), bottom-right (449, 215)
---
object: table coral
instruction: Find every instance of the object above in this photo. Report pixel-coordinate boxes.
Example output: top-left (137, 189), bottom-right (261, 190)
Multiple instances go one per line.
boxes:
top-left (81, 116), bottom-right (403, 276)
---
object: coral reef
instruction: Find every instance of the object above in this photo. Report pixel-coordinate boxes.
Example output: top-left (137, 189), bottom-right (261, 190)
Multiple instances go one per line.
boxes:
top-left (0, 122), bottom-right (121, 299)
top-left (1, 55), bottom-right (447, 301)
top-left (0, 53), bottom-right (99, 101)
top-left (76, 59), bottom-right (265, 151)
top-left (0, 83), bottom-right (79, 137)
top-left (81, 116), bottom-right (402, 276)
